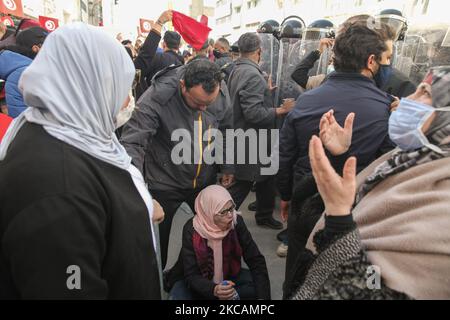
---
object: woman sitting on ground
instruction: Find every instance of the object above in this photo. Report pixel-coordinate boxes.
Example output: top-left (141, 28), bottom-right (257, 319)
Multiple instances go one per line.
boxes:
top-left (289, 66), bottom-right (450, 300)
top-left (170, 185), bottom-right (271, 300)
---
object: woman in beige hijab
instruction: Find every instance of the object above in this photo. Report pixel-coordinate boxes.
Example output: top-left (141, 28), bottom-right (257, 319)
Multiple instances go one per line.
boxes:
top-left (290, 66), bottom-right (450, 300)
top-left (170, 185), bottom-right (271, 300)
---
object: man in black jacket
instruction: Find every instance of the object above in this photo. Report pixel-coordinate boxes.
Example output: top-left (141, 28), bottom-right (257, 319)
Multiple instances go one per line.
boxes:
top-left (214, 38), bottom-right (233, 69)
top-left (121, 59), bottom-right (234, 269)
top-left (227, 33), bottom-right (294, 230)
top-left (143, 31), bottom-right (184, 88)
top-left (278, 24), bottom-right (397, 297)
top-left (133, 11), bottom-right (173, 100)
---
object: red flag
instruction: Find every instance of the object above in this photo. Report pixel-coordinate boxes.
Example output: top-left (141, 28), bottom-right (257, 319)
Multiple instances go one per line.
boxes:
top-left (39, 16), bottom-right (59, 32)
top-left (172, 11), bottom-right (211, 51)
top-left (139, 19), bottom-right (153, 34)
top-left (0, 113), bottom-right (13, 143)
top-left (200, 15), bottom-right (208, 26)
top-left (0, 0), bottom-right (23, 17)
top-left (1, 15), bottom-right (14, 27)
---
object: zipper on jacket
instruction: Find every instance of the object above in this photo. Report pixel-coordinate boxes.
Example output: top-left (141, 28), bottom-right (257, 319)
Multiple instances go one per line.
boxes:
top-left (207, 124), bottom-right (212, 151)
top-left (193, 113), bottom-right (203, 189)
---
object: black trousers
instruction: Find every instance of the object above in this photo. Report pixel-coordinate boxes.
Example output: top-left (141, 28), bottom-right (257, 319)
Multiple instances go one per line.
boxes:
top-left (227, 176), bottom-right (276, 222)
top-left (151, 188), bottom-right (204, 270)
top-left (283, 194), bottom-right (324, 299)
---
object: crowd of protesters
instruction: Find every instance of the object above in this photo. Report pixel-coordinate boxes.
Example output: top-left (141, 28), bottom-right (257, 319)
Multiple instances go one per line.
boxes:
top-left (0, 7), bottom-right (449, 301)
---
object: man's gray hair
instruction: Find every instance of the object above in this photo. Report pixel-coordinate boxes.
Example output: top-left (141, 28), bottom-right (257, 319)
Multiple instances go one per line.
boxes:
top-left (216, 37), bottom-right (231, 51)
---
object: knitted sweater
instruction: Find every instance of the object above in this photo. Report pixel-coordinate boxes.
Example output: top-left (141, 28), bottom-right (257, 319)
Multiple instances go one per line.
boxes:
top-left (290, 215), bottom-right (410, 300)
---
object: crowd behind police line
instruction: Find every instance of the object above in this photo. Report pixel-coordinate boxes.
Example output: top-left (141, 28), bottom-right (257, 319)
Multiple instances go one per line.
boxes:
top-left (0, 7), bottom-right (450, 300)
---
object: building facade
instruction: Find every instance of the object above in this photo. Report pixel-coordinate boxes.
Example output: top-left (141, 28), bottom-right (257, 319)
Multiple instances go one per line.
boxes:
top-left (214, 0), bottom-right (442, 42)
top-left (21, 0), bottom-right (116, 26)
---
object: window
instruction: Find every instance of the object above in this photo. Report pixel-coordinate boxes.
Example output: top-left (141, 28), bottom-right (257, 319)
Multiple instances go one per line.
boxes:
top-left (246, 22), bottom-right (260, 28)
top-left (235, 6), bottom-right (241, 14)
top-left (247, 0), bottom-right (260, 9)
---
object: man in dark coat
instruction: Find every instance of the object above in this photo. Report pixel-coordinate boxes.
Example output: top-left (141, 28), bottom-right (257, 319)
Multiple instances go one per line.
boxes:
top-left (214, 37), bottom-right (233, 69)
top-left (278, 24), bottom-right (397, 298)
top-left (121, 59), bottom-right (234, 269)
top-left (227, 32), bottom-right (294, 230)
top-left (143, 31), bottom-right (184, 88)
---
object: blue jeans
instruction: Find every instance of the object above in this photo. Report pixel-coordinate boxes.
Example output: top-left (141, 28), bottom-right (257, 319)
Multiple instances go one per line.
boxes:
top-left (170, 269), bottom-right (257, 300)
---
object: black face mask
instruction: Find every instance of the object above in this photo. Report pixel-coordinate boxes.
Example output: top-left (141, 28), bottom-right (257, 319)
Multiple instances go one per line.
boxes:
top-left (213, 49), bottom-right (223, 60)
top-left (370, 62), bottom-right (393, 89)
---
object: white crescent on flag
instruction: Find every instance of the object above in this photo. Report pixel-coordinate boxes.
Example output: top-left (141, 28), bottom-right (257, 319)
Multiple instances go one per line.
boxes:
top-left (143, 21), bottom-right (151, 32)
top-left (39, 16), bottom-right (59, 32)
top-left (0, 0), bottom-right (23, 17)
top-left (1, 16), bottom-right (14, 26)
top-left (45, 20), bottom-right (55, 31)
top-left (3, 0), bottom-right (17, 11)
top-left (139, 19), bottom-right (153, 34)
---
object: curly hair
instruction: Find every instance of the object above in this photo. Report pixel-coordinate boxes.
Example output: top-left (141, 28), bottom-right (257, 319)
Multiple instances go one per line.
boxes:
top-left (183, 58), bottom-right (223, 94)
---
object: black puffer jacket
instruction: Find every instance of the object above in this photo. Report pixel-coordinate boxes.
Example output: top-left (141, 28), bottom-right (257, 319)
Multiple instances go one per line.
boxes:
top-left (121, 65), bottom-right (233, 192)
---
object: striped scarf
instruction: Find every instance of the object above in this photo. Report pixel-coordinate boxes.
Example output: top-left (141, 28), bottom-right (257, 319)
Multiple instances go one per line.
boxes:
top-left (356, 146), bottom-right (449, 204)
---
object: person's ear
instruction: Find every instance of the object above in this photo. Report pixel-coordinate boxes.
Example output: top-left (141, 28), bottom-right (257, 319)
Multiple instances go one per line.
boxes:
top-left (32, 45), bottom-right (41, 54)
top-left (180, 79), bottom-right (186, 92)
top-left (367, 54), bottom-right (377, 71)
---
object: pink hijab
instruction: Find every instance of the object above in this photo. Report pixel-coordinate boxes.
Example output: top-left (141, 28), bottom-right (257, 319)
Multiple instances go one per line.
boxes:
top-left (193, 185), bottom-right (238, 284)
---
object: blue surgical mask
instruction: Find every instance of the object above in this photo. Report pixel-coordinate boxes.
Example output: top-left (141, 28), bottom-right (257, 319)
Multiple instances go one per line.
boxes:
top-left (389, 98), bottom-right (436, 152)
top-left (373, 63), bottom-right (393, 89)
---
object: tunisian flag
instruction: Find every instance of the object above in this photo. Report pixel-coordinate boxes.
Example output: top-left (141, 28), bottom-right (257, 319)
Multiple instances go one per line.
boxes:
top-left (0, 113), bottom-right (13, 143)
top-left (139, 19), bottom-right (153, 34)
top-left (172, 11), bottom-right (211, 51)
top-left (1, 15), bottom-right (14, 27)
top-left (39, 16), bottom-right (59, 32)
top-left (0, 0), bottom-right (23, 17)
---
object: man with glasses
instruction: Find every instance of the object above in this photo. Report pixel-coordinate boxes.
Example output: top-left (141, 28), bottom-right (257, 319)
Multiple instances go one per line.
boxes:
top-left (121, 59), bottom-right (234, 270)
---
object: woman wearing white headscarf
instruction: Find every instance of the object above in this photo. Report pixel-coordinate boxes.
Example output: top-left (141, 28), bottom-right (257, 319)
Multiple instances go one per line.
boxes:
top-left (0, 23), bottom-right (161, 299)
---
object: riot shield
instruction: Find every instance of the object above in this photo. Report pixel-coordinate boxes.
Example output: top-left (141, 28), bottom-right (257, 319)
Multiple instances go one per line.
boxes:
top-left (397, 23), bottom-right (450, 85)
top-left (302, 28), bottom-right (335, 76)
top-left (258, 33), bottom-right (280, 85)
top-left (274, 37), bottom-right (305, 107)
top-left (375, 14), bottom-right (408, 41)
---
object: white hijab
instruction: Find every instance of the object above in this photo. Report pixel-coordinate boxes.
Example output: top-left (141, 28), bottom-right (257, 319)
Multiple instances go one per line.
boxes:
top-left (0, 23), bottom-right (156, 248)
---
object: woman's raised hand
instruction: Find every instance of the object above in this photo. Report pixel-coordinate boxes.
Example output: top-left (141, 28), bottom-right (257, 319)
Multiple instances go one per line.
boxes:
top-left (309, 136), bottom-right (356, 216)
top-left (319, 110), bottom-right (355, 156)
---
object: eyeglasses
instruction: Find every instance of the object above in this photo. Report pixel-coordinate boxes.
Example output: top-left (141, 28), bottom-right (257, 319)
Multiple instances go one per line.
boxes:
top-left (217, 205), bottom-right (235, 217)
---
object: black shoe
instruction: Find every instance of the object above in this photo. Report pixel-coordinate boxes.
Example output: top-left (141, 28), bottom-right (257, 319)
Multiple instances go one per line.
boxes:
top-left (256, 217), bottom-right (284, 230)
top-left (248, 201), bottom-right (257, 212)
top-left (277, 229), bottom-right (288, 242)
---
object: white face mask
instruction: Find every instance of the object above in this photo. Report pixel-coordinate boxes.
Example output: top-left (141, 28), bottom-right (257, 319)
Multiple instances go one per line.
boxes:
top-left (389, 98), bottom-right (450, 154)
top-left (116, 94), bottom-right (135, 129)
top-left (327, 64), bottom-right (335, 75)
